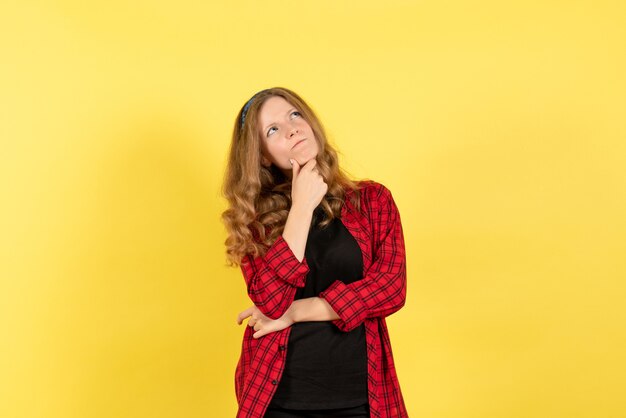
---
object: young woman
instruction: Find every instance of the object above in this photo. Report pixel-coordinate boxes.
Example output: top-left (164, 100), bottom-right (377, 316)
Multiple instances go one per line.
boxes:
top-left (221, 87), bottom-right (409, 418)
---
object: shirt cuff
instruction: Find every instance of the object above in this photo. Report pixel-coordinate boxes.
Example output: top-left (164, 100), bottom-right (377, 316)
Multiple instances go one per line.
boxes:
top-left (318, 280), bottom-right (368, 332)
top-left (264, 234), bottom-right (310, 287)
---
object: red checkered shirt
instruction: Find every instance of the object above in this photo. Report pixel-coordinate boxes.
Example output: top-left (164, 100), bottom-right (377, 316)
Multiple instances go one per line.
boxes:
top-left (235, 180), bottom-right (409, 418)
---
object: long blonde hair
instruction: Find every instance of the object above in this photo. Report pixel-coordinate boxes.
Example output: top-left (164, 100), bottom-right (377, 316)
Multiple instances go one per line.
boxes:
top-left (221, 87), bottom-right (364, 267)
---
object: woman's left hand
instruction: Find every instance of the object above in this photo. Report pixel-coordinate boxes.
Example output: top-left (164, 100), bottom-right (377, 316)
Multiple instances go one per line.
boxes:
top-left (236, 305), bottom-right (295, 339)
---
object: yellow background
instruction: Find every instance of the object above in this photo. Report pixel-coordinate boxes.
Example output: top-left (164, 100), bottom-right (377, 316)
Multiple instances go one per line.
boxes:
top-left (1, 1), bottom-right (625, 417)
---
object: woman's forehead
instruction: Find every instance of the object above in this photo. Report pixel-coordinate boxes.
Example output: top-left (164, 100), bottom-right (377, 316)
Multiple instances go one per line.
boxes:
top-left (259, 96), bottom-right (293, 114)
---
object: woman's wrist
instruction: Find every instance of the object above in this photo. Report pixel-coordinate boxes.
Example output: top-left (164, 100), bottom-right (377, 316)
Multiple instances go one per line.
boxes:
top-left (286, 297), bottom-right (340, 323)
top-left (285, 299), bottom-right (302, 323)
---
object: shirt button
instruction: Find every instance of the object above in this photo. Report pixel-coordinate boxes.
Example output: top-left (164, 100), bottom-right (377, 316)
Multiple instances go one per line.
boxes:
top-left (279, 345), bottom-right (286, 351)
top-left (271, 379), bottom-right (278, 385)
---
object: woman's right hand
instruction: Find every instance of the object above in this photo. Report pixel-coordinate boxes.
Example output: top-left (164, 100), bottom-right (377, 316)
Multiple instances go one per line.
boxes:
top-left (290, 158), bottom-right (328, 213)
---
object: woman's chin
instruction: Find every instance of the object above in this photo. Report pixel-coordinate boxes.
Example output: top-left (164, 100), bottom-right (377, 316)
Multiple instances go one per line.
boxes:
top-left (293, 152), bottom-right (318, 166)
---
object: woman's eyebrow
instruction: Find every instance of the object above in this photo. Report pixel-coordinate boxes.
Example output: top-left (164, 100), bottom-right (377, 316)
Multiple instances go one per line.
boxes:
top-left (263, 108), bottom-right (297, 132)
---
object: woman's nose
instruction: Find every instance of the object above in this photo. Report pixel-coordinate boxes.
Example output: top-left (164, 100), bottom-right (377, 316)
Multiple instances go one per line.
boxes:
top-left (288, 126), bottom-right (299, 137)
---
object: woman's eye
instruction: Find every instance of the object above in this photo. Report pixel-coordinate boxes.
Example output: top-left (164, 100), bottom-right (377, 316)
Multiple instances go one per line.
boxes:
top-left (267, 112), bottom-right (301, 136)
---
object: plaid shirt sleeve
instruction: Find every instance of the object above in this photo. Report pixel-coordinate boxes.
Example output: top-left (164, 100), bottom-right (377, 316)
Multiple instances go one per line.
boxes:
top-left (319, 184), bottom-right (407, 332)
top-left (240, 234), bottom-right (310, 320)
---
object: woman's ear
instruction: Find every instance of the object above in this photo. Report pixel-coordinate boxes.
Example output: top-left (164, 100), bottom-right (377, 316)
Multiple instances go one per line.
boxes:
top-left (260, 154), bottom-right (272, 167)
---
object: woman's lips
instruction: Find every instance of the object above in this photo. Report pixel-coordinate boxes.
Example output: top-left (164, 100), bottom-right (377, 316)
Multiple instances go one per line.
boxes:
top-left (292, 139), bottom-right (306, 149)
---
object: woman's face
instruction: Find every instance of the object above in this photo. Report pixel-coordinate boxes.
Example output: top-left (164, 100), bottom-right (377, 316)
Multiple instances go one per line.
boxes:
top-left (256, 95), bottom-right (319, 177)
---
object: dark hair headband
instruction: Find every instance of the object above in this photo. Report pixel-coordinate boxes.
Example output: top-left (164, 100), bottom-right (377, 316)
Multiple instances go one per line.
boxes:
top-left (240, 89), bottom-right (270, 130)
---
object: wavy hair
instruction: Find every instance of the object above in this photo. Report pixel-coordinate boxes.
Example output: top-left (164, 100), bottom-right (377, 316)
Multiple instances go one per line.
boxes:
top-left (221, 87), bottom-right (365, 267)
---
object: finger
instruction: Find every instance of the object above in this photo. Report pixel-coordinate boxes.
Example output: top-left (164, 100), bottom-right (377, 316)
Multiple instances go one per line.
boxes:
top-left (290, 159), bottom-right (300, 179)
top-left (237, 307), bottom-right (252, 325)
top-left (252, 328), bottom-right (272, 338)
top-left (236, 307), bottom-right (254, 325)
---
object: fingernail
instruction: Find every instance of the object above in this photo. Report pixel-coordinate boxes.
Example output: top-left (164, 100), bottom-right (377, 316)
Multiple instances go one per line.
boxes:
top-left (289, 159), bottom-right (293, 166)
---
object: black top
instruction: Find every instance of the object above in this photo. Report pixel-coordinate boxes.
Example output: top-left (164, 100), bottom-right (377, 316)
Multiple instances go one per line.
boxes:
top-left (268, 206), bottom-right (368, 410)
